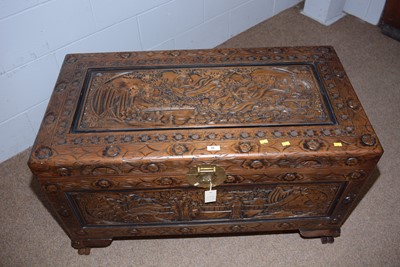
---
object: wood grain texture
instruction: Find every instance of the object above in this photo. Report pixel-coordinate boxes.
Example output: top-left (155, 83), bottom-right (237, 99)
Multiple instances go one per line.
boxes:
top-left (28, 46), bottom-right (383, 254)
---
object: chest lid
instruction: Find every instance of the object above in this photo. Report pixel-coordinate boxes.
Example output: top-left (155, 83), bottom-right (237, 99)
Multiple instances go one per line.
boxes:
top-left (28, 46), bottom-right (383, 178)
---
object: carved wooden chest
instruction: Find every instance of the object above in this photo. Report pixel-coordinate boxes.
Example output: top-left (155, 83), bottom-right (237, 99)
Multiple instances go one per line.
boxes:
top-left (28, 46), bottom-right (383, 254)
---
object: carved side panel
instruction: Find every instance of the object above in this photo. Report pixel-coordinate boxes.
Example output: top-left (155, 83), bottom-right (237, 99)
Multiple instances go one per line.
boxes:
top-left (68, 183), bottom-right (342, 226)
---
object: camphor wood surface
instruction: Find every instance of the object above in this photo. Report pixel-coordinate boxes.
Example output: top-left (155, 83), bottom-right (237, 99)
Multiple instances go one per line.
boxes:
top-left (28, 46), bottom-right (383, 254)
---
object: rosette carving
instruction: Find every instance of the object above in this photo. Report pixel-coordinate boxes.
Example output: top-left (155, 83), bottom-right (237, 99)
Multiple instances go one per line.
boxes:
top-left (224, 175), bottom-right (245, 184)
top-left (361, 134), bottom-right (376, 146)
top-left (279, 173), bottom-right (303, 182)
top-left (140, 163), bottom-right (167, 173)
top-left (238, 142), bottom-right (253, 153)
top-left (242, 159), bottom-right (270, 169)
top-left (346, 157), bottom-right (358, 166)
top-left (95, 179), bottom-right (113, 189)
top-left (304, 139), bottom-right (322, 151)
top-left (171, 144), bottom-right (188, 155)
top-left (57, 167), bottom-right (71, 176)
top-left (103, 145), bottom-right (121, 157)
top-left (35, 146), bottom-right (53, 159)
top-left (154, 177), bottom-right (183, 186)
top-left (346, 170), bottom-right (366, 180)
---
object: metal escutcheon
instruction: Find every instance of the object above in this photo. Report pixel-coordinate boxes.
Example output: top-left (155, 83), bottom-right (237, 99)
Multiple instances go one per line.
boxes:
top-left (186, 165), bottom-right (226, 188)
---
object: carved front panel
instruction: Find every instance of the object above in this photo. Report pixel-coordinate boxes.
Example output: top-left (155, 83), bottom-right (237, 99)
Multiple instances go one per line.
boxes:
top-left (68, 183), bottom-right (342, 226)
top-left (74, 64), bottom-right (335, 132)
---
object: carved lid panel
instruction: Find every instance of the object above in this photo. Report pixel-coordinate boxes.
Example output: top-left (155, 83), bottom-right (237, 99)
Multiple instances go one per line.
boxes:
top-left (28, 46), bottom-right (383, 178)
top-left (73, 64), bottom-right (335, 132)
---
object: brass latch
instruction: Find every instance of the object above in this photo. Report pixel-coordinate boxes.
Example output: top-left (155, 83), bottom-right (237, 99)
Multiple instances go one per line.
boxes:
top-left (197, 166), bottom-right (216, 173)
top-left (186, 165), bottom-right (226, 188)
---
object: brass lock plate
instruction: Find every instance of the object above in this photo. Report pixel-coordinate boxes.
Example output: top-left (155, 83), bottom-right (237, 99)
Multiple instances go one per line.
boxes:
top-left (186, 165), bottom-right (226, 188)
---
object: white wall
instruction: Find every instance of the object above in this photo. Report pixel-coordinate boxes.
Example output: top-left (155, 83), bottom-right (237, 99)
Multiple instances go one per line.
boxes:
top-left (0, 0), bottom-right (301, 163)
top-left (344, 0), bottom-right (386, 25)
